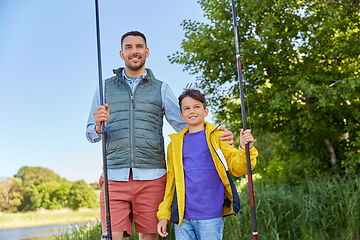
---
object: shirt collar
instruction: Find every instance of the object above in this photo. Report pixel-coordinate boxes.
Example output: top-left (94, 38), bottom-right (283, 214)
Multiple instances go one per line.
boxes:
top-left (122, 69), bottom-right (147, 82)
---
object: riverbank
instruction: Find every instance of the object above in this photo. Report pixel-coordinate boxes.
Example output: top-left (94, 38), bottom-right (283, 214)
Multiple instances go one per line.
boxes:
top-left (0, 208), bottom-right (100, 229)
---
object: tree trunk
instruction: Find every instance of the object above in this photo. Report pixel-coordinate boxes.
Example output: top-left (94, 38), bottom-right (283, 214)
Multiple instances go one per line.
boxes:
top-left (324, 139), bottom-right (336, 167)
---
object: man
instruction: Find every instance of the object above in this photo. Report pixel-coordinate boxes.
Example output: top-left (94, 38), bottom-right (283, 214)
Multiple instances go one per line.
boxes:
top-left (86, 31), bottom-right (233, 240)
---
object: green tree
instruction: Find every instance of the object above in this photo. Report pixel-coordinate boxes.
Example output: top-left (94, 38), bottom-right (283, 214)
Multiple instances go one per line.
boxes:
top-left (0, 177), bottom-right (23, 212)
top-left (36, 181), bottom-right (61, 209)
top-left (51, 181), bottom-right (72, 209)
top-left (90, 181), bottom-right (100, 190)
top-left (67, 180), bottom-right (98, 210)
top-left (171, 0), bottom-right (360, 180)
top-left (15, 166), bottom-right (64, 187)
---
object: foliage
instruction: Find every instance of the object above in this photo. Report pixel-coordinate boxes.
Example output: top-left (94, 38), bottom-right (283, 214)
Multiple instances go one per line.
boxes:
top-left (15, 166), bottom-right (64, 187)
top-left (0, 177), bottom-right (23, 212)
top-left (55, 176), bottom-right (360, 240)
top-left (0, 166), bottom-right (99, 213)
top-left (89, 181), bottom-right (100, 190)
top-left (56, 220), bottom-right (174, 240)
top-left (67, 180), bottom-right (99, 210)
top-left (222, 175), bottom-right (360, 240)
top-left (170, 0), bottom-right (360, 179)
top-left (55, 221), bottom-right (103, 240)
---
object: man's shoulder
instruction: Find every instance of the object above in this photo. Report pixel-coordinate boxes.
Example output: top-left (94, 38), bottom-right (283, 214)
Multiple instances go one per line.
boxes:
top-left (145, 68), bottom-right (163, 83)
top-left (104, 75), bottom-right (119, 86)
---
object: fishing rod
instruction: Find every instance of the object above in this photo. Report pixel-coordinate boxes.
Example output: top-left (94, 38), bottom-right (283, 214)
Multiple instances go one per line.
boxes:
top-left (230, 0), bottom-right (258, 239)
top-left (94, 0), bottom-right (112, 239)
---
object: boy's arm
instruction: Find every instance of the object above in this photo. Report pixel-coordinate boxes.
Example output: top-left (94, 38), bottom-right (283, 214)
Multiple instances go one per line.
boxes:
top-left (219, 131), bottom-right (258, 177)
top-left (157, 142), bottom-right (176, 221)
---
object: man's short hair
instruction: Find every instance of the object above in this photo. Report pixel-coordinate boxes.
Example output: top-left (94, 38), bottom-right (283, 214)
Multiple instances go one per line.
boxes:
top-left (178, 87), bottom-right (207, 112)
top-left (121, 31), bottom-right (147, 49)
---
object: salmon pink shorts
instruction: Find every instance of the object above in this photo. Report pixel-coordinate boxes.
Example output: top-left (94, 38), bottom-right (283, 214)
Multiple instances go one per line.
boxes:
top-left (99, 171), bottom-right (166, 237)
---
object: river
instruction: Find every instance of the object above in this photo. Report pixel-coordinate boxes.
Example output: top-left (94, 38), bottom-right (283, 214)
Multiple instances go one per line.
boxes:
top-left (0, 222), bottom-right (90, 240)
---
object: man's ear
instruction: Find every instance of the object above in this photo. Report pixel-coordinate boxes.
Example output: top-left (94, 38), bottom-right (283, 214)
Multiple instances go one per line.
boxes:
top-left (120, 50), bottom-right (124, 60)
top-left (145, 47), bottom-right (149, 58)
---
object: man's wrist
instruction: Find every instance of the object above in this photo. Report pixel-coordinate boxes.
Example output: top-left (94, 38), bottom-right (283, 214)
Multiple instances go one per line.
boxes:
top-left (95, 124), bottom-right (101, 134)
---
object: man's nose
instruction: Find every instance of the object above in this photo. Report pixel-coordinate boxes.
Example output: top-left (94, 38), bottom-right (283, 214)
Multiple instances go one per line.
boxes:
top-left (131, 47), bottom-right (138, 54)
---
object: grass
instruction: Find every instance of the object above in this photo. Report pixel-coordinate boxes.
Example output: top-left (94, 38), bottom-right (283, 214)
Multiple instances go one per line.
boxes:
top-left (55, 220), bottom-right (175, 240)
top-left (0, 208), bottom-right (100, 229)
top-left (223, 175), bottom-right (360, 240)
top-left (51, 176), bottom-right (360, 239)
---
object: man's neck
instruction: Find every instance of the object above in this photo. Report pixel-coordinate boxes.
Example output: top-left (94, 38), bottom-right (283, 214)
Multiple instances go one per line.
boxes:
top-left (124, 67), bottom-right (146, 77)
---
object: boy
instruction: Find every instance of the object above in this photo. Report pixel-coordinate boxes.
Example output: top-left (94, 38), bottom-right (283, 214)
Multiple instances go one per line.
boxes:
top-left (156, 88), bottom-right (258, 239)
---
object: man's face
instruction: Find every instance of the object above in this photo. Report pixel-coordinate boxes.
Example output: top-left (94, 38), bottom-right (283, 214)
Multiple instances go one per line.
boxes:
top-left (120, 35), bottom-right (149, 76)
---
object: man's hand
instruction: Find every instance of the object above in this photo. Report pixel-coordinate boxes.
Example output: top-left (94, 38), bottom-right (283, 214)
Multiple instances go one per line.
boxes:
top-left (157, 218), bottom-right (169, 237)
top-left (93, 103), bottom-right (109, 134)
top-left (218, 126), bottom-right (234, 147)
top-left (240, 129), bottom-right (254, 150)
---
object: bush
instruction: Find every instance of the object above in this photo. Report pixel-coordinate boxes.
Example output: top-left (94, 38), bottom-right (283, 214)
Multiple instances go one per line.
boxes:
top-left (67, 180), bottom-right (99, 210)
top-left (224, 175), bottom-right (360, 240)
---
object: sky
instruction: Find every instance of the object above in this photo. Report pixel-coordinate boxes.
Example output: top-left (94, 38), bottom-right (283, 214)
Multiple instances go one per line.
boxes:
top-left (0, 0), bottom-right (214, 183)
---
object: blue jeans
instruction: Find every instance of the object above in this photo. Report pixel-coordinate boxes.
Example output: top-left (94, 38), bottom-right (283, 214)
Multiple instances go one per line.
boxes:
top-left (174, 217), bottom-right (224, 240)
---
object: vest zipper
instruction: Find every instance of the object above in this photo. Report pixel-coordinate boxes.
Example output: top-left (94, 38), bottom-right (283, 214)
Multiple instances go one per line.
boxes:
top-left (130, 94), bottom-right (134, 168)
top-left (130, 78), bottom-right (144, 169)
top-left (130, 80), bottom-right (141, 169)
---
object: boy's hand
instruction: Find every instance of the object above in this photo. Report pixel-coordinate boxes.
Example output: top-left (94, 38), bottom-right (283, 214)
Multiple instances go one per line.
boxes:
top-left (219, 126), bottom-right (234, 147)
top-left (93, 103), bottom-right (109, 133)
top-left (240, 129), bottom-right (254, 150)
top-left (157, 218), bottom-right (169, 237)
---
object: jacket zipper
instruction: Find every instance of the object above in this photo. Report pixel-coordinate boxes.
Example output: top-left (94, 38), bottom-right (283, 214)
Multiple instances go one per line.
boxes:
top-left (209, 124), bottom-right (233, 209)
top-left (209, 124), bottom-right (222, 162)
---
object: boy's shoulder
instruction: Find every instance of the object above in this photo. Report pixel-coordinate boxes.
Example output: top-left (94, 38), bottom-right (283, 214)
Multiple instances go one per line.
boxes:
top-left (205, 121), bottom-right (222, 136)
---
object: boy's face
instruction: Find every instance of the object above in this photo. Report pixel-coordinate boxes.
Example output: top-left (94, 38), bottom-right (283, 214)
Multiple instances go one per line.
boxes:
top-left (180, 96), bottom-right (209, 128)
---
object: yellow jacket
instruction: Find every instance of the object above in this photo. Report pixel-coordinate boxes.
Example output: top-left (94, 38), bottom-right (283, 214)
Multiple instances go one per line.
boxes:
top-left (157, 122), bottom-right (258, 226)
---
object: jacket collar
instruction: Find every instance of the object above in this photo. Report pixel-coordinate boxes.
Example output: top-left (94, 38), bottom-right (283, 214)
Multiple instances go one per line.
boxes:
top-left (169, 121), bottom-right (219, 143)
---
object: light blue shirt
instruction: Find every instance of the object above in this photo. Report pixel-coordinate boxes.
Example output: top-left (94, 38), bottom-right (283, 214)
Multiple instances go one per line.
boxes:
top-left (86, 69), bottom-right (187, 181)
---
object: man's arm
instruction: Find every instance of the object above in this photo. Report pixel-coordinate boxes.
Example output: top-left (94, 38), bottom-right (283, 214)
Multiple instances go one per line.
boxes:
top-left (162, 82), bottom-right (234, 143)
top-left (218, 126), bottom-right (234, 146)
top-left (86, 86), bottom-right (102, 143)
top-left (162, 83), bottom-right (187, 132)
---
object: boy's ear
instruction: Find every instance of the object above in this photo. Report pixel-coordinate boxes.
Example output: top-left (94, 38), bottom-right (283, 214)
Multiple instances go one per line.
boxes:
top-left (180, 112), bottom-right (185, 121)
top-left (204, 108), bottom-right (209, 117)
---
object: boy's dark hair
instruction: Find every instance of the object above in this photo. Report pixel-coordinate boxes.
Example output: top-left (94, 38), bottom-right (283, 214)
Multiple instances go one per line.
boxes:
top-left (121, 31), bottom-right (147, 49)
top-left (178, 87), bottom-right (207, 112)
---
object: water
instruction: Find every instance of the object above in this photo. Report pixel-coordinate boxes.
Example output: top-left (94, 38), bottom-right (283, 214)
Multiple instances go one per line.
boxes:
top-left (0, 222), bottom-right (90, 240)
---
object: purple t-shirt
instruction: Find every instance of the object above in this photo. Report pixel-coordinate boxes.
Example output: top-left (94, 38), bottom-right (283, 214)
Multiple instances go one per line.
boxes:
top-left (182, 130), bottom-right (224, 220)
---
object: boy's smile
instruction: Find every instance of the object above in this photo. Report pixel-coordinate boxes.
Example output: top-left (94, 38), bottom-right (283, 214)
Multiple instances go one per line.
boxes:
top-left (180, 96), bottom-right (209, 133)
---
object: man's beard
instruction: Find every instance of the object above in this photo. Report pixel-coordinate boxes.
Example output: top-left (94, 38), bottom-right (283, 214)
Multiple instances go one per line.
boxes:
top-left (125, 56), bottom-right (146, 71)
